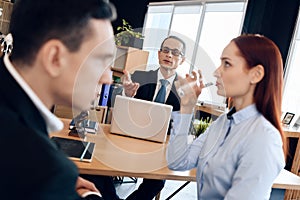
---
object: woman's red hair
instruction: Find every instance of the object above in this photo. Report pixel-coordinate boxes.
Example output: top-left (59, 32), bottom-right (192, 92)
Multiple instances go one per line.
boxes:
top-left (232, 34), bottom-right (287, 156)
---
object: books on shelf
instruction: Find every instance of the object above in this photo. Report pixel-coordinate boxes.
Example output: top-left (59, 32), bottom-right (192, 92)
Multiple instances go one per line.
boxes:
top-left (51, 136), bottom-right (95, 162)
top-left (99, 84), bottom-right (110, 106)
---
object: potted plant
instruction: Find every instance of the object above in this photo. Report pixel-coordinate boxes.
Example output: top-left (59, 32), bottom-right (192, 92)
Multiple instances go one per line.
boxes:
top-left (115, 19), bottom-right (144, 49)
top-left (193, 117), bottom-right (212, 138)
top-left (112, 19), bottom-right (148, 74)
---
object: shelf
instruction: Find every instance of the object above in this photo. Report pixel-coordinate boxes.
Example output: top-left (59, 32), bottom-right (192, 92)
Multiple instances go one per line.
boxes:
top-left (112, 68), bottom-right (124, 78)
top-left (112, 46), bottom-right (149, 76)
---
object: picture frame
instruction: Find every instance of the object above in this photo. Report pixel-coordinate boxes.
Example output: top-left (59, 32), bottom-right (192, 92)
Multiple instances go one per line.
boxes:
top-left (282, 112), bottom-right (295, 125)
top-left (292, 116), bottom-right (300, 130)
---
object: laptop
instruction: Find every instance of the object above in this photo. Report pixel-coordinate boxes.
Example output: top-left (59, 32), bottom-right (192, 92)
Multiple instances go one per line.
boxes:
top-left (110, 95), bottom-right (173, 143)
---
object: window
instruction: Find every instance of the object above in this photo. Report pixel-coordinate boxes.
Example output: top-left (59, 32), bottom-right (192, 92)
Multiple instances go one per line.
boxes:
top-left (143, 0), bottom-right (247, 107)
top-left (196, 2), bottom-right (246, 107)
top-left (282, 7), bottom-right (300, 124)
top-left (170, 5), bottom-right (203, 76)
top-left (143, 5), bottom-right (173, 70)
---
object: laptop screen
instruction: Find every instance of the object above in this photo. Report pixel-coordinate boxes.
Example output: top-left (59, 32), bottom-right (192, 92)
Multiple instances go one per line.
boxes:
top-left (110, 95), bottom-right (173, 143)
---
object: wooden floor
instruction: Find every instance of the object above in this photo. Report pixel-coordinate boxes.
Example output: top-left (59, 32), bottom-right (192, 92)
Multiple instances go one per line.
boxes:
top-left (115, 178), bottom-right (286, 200)
top-left (115, 177), bottom-right (197, 200)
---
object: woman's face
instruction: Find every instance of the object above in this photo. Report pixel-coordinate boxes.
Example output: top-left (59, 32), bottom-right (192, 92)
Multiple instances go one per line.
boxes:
top-left (214, 41), bottom-right (254, 100)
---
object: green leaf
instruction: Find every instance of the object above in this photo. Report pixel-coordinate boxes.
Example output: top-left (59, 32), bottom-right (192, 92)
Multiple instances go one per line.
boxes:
top-left (115, 18), bottom-right (144, 46)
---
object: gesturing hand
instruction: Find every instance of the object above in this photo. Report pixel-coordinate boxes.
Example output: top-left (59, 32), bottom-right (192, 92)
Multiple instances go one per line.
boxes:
top-left (121, 70), bottom-right (140, 97)
top-left (175, 70), bottom-right (204, 114)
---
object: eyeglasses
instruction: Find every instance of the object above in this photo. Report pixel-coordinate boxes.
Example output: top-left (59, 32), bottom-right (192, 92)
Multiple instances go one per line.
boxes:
top-left (160, 46), bottom-right (183, 57)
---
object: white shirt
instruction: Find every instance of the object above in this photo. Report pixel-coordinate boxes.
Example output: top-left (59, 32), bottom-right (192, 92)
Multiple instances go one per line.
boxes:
top-left (4, 54), bottom-right (63, 133)
top-left (167, 104), bottom-right (285, 200)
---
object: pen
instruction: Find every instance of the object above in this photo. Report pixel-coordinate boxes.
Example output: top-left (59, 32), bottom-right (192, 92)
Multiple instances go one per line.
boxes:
top-left (204, 82), bottom-right (214, 88)
top-left (177, 82), bottom-right (214, 97)
top-left (80, 142), bottom-right (90, 161)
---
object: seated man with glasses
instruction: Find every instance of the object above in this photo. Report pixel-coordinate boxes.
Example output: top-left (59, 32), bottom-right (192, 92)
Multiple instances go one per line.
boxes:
top-left (122, 35), bottom-right (186, 110)
top-left (82, 36), bottom-right (186, 200)
top-left (120, 35), bottom-right (186, 200)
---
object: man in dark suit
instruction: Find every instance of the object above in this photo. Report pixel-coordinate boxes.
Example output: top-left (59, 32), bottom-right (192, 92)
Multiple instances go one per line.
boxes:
top-left (122, 35), bottom-right (186, 200)
top-left (124, 69), bottom-right (180, 111)
top-left (0, 0), bottom-right (116, 199)
top-left (123, 36), bottom-right (186, 107)
top-left (84, 36), bottom-right (186, 200)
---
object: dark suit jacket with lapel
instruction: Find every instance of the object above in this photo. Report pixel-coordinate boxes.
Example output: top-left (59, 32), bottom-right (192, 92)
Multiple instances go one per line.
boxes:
top-left (0, 58), bottom-right (82, 200)
top-left (131, 69), bottom-right (181, 111)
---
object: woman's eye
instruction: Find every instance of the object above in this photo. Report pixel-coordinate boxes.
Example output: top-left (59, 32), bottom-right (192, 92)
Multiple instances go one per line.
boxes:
top-left (224, 61), bottom-right (231, 67)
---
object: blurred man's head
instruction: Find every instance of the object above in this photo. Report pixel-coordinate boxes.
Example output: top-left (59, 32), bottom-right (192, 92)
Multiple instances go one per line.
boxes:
top-left (9, 0), bottom-right (116, 110)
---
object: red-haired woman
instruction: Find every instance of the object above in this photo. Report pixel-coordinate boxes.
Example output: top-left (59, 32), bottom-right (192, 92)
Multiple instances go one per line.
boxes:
top-left (167, 34), bottom-right (286, 199)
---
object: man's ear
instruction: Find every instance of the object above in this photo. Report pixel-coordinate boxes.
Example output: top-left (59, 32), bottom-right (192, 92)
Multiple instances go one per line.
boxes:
top-left (180, 56), bottom-right (186, 65)
top-left (250, 64), bottom-right (264, 84)
top-left (157, 50), bottom-right (161, 57)
top-left (39, 39), bottom-right (69, 77)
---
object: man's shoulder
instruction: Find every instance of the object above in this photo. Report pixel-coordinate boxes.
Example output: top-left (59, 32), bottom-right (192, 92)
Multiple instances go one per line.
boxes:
top-left (0, 105), bottom-right (24, 130)
top-left (132, 69), bottom-right (158, 76)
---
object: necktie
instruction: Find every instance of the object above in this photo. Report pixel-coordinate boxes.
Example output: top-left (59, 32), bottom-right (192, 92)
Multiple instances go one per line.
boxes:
top-left (154, 79), bottom-right (168, 103)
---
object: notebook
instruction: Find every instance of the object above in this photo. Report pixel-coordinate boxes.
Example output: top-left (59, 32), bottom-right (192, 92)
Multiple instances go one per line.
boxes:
top-left (51, 136), bottom-right (95, 162)
top-left (110, 95), bottom-right (173, 143)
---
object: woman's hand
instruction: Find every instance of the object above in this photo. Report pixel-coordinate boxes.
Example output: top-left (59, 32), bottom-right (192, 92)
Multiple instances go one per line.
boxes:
top-left (175, 70), bottom-right (204, 114)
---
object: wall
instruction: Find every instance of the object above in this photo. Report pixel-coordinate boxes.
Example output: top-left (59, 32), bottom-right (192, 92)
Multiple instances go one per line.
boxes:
top-left (110, 0), bottom-right (163, 33)
top-left (243, 0), bottom-right (300, 67)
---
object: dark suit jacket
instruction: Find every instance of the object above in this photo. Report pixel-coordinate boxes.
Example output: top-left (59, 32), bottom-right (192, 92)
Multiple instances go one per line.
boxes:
top-left (131, 69), bottom-right (181, 111)
top-left (0, 58), bottom-right (82, 200)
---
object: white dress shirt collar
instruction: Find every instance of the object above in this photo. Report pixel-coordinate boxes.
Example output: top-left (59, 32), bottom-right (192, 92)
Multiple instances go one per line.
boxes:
top-left (4, 54), bottom-right (63, 133)
top-left (157, 68), bottom-right (176, 85)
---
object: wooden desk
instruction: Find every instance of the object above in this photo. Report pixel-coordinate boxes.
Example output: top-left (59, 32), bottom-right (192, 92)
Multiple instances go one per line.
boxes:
top-left (273, 169), bottom-right (300, 190)
top-left (51, 119), bottom-right (300, 191)
top-left (51, 118), bottom-right (196, 182)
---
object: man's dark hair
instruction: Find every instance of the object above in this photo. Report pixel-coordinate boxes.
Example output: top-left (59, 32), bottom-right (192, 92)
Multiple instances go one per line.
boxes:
top-left (9, 0), bottom-right (116, 65)
top-left (160, 35), bottom-right (186, 56)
